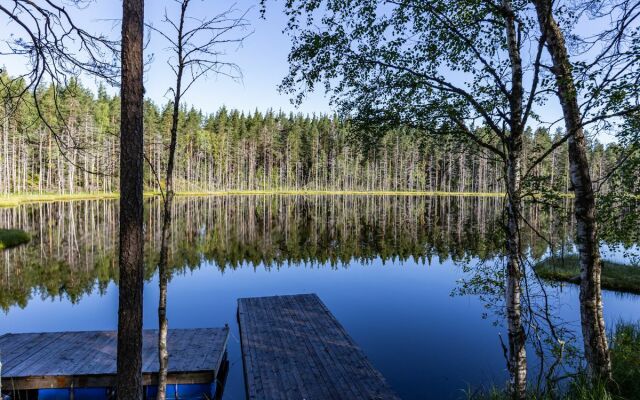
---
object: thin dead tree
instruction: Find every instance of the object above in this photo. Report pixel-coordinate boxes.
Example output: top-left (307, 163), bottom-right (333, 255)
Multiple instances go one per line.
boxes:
top-left (146, 1), bottom-right (249, 398)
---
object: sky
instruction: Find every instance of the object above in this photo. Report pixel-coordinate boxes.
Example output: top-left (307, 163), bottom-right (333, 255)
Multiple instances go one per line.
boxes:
top-left (1, 1), bottom-right (627, 143)
top-left (140, 0), bottom-right (333, 114)
top-left (2, 0), bottom-right (332, 116)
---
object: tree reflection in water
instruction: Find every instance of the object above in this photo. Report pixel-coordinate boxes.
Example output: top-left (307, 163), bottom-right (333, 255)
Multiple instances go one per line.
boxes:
top-left (0, 194), bottom-right (587, 310)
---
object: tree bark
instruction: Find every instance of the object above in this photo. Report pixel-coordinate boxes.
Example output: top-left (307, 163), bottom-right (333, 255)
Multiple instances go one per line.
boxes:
top-left (117, 0), bottom-right (145, 399)
top-left (157, 191), bottom-right (171, 400)
top-left (532, 0), bottom-right (612, 382)
top-left (502, 3), bottom-right (527, 396)
top-left (505, 149), bottom-right (527, 399)
top-left (156, 60), bottom-right (182, 400)
top-left (157, 3), bottom-right (187, 397)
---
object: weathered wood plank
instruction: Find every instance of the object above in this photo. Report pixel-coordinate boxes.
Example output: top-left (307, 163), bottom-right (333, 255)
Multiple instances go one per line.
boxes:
top-left (72, 331), bottom-right (117, 376)
top-left (1, 371), bottom-right (217, 391)
top-left (239, 298), bottom-right (265, 400)
top-left (2, 332), bottom-right (69, 376)
top-left (288, 294), bottom-right (359, 398)
top-left (237, 293), bottom-right (400, 400)
top-left (0, 332), bottom-right (66, 375)
top-left (0, 328), bottom-right (229, 390)
top-left (277, 294), bottom-right (339, 399)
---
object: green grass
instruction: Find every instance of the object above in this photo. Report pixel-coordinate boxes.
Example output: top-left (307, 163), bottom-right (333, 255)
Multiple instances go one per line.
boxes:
top-left (610, 321), bottom-right (640, 399)
top-left (173, 189), bottom-right (506, 197)
top-left (464, 380), bottom-right (616, 400)
top-left (0, 229), bottom-right (30, 250)
top-left (0, 190), bottom-right (507, 207)
top-left (535, 256), bottom-right (640, 295)
top-left (0, 192), bottom-right (120, 207)
top-left (466, 322), bottom-right (640, 399)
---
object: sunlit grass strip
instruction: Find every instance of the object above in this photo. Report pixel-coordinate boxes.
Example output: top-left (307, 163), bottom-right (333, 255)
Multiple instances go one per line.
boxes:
top-left (0, 192), bottom-right (120, 207)
top-left (1, 189), bottom-right (600, 207)
top-left (0, 190), bottom-right (509, 206)
top-left (0, 229), bottom-right (30, 250)
top-left (172, 190), bottom-right (507, 197)
top-left (535, 255), bottom-right (640, 294)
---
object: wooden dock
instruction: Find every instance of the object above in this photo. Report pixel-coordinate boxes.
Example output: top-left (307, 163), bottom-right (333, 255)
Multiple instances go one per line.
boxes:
top-left (237, 293), bottom-right (400, 400)
top-left (0, 327), bottom-right (229, 391)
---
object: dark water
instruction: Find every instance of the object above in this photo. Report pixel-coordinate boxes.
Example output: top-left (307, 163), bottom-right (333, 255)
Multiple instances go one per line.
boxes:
top-left (1, 195), bottom-right (639, 399)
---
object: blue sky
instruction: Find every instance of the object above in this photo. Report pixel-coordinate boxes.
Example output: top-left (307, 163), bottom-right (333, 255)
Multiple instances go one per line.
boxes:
top-left (2, 0), bottom-right (332, 115)
top-left (140, 0), bottom-right (332, 114)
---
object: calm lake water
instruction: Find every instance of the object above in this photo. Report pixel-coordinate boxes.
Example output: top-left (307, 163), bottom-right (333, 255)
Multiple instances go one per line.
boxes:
top-left (1, 195), bottom-right (639, 399)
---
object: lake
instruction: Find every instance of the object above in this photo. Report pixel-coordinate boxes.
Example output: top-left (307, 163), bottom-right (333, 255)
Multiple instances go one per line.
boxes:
top-left (1, 195), bottom-right (639, 399)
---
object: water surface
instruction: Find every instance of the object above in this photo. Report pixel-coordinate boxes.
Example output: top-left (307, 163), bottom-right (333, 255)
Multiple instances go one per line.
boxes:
top-left (1, 195), bottom-right (638, 399)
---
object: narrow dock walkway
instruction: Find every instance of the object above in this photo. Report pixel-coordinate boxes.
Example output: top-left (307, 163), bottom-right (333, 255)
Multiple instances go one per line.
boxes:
top-left (237, 293), bottom-right (400, 400)
top-left (0, 327), bottom-right (229, 391)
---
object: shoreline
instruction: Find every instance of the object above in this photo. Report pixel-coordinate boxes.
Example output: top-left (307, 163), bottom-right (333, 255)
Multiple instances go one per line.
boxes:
top-left (0, 190), bottom-right (507, 207)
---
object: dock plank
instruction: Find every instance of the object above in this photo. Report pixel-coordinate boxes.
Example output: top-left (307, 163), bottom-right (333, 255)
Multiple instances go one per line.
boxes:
top-left (73, 331), bottom-right (118, 376)
top-left (237, 293), bottom-right (400, 400)
top-left (0, 333), bottom-right (53, 368)
top-left (0, 327), bottom-right (229, 390)
top-left (279, 295), bottom-right (343, 399)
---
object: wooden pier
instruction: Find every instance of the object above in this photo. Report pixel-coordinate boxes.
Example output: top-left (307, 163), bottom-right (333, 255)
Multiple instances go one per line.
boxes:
top-left (237, 293), bottom-right (400, 400)
top-left (0, 327), bottom-right (229, 391)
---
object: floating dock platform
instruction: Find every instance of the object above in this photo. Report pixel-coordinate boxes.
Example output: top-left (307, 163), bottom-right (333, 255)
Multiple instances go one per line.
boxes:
top-left (237, 293), bottom-right (400, 400)
top-left (0, 327), bottom-right (229, 398)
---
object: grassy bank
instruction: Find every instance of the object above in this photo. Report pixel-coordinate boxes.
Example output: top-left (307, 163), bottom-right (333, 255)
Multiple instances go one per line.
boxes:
top-left (0, 190), bottom-right (507, 207)
top-left (0, 229), bottom-right (30, 250)
top-left (535, 256), bottom-right (640, 295)
top-left (467, 322), bottom-right (640, 400)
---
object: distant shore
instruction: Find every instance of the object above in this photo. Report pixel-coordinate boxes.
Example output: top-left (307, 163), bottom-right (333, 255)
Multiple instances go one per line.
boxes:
top-left (0, 190), bottom-right (510, 207)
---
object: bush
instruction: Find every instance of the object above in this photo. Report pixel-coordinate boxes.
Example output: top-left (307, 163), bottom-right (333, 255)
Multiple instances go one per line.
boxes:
top-left (0, 229), bottom-right (30, 250)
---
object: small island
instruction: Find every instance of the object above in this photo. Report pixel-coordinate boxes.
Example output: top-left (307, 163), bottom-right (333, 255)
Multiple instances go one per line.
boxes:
top-left (536, 256), bottom-right (640, 295)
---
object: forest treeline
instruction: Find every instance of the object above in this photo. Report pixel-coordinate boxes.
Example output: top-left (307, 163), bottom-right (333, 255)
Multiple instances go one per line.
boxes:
top-left (0, 73), bottom-right (630, 195)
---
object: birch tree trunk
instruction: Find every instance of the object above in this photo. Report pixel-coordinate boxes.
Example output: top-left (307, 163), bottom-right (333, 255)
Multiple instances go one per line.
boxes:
top-left (505, 149), bottom-right (527, 399)
top-left (532, 0), bottom-right (612, 382)
top-left (503, 3), bottom-right (527, 396)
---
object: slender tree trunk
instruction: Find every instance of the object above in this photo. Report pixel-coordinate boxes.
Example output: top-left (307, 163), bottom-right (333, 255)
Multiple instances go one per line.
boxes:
top-left (505, 149), bottom-right (527, 399)
top-left (157, 3), bottom-right (188, 397)
top-left (157, 192), bottom-right (171, 400)
top-left (117, 0), bottom-right (145, 399)
top-left (532, 0), bottom-right (612, 381)
top-left (502, 3), bottom-right (527, 396)
top-left (156, 71), bottom-right (181, 400)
